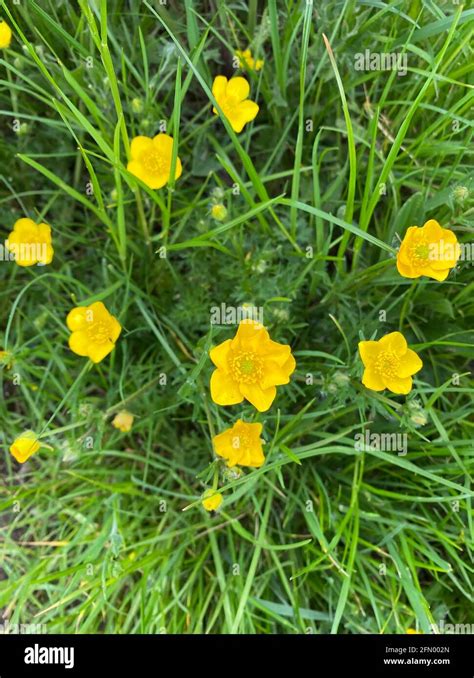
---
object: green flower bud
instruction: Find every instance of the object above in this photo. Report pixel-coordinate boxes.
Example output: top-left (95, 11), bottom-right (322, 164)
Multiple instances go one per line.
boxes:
top-left (452, 186), bottom-right (469, 204)
top-left (131, 97), bottom-right (144, 114)
top-left (211, 204), bottom-right (227, 221)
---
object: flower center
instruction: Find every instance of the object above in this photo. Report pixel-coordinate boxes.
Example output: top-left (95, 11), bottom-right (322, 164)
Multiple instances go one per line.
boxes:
top-left (86, 320), bottom-right (111, 344)
top-left (229, 351), bottom-right (263, 384)
top-left (408, 239), bottom-right (430, 264)
top-left (220, 96), bottom-right (238, 116)
top-left (142, 151), bottom-right (167, 174)
top-left (374, 351), bottom-right (400, 378)
top-left (233, 433), bottom-right (250, 449)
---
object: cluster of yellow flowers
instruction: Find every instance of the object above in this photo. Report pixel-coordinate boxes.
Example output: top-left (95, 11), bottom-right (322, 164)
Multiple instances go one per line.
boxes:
top-left (125, 73), bottom-right (260, 193)
top-left (235, 49), bottom-right (264, 72)
top-left (1, 23), bottom-right (462, 507)
top-left (1, 31), bottom-right (262, 472)
top-left (126, 49), bottom-right (262, 192)
top-left (359, 219), bottom-right (460, 395)
top-left (203, 216), bottom-right (460, 508)
top-left (202, 320), bottom-right (296, 511)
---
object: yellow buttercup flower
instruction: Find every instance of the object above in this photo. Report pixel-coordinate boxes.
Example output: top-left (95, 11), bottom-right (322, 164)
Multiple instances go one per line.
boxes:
top-left (0, 21), bottom-right (12, 49)
top-left (407, 628), bottom-right (422, 634)
top-left (112, 410), bottom-right (134, 432)
top-left (201, 489), bottom-right (223, 511)
top-left (236, 49), bottom-right (264, 71)
top-left (127, 134), bottom-right (182, 189)
top-left (210, 319), bottom-right (296, 412)
top-left (6, 218), bottom-right (54, 267)
top-left (213, 419), bottom-right (265, 468)
top-left (397, 219), bottom-right (460, 281)
top-left (359, 331), bottom-right (422, 395)
top-left (212, 76), bottom-right (259, 133)
top-left (66, 301), bottom-right (121, 364)
top-left (10, 432), bottom-right (41, 464)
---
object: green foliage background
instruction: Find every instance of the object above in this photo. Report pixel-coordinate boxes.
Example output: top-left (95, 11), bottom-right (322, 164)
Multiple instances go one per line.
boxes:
top-left (0, 0), bottom-right (473, 634)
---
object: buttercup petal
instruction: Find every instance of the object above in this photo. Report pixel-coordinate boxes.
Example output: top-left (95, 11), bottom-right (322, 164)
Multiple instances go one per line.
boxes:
top-left (213, 428), bottom-right (235, 459)
top-left (69, 330), bottom-right (89, 356)
top-left (88, 340), bottom-right (115, 364)
top-left (260, 359), bottom-right (293, 389)
top-left (0, 21), bottom-right (12, 49)
top-left (144, 172), bottom-right (169, 189)
top-left (129, 161), bottom-right (169, 188)
top-left (423, 219), bottom-right (443, 240)
top-left (127, 159), bottom-right (150, 184)
top-left (233, 320), bottom-right (268, 350)
top-left (430, 255), bottom-right (459, 271)
top-left (233, 100), bottom-right (259, 128)
top-left (13, 218), bottom-right (37, 238)
top-left (396, 254), bottom-right (418, 278)
top-left (379, 332), bottom-right (407, 356)
top-left (13, 252), bottom-right (37, 267)
top-left (383, 374), bottom-right (413, 395)
top-left (38, 243), bottom-right (54, 265)
top-left (428, 228), bottom-right (459, 269)
top-left (173, 156), bottom-right (183, 181)
top-left (226, 77), bottom-right (250, 102)
top-left (6, 231), bottom-right (20, 247)
top-left (37, 223), bottom-right (52, 242)
top-left (358, 341), bottom-right (381, 366)
top-left (239, 382), bottom-right (276, 412)
top-left (109, 316), bottom-right (122, 342)
top-left (209, 339), bottom-right (232, 372)
top-left (397, 241), bottom-right (412, 267)
top-left (362, 368), bottom-right (385, 391)
top-left (212, 75), bottom-right (228, 103)
top-left (66, 307), bottom-right (87, 331)
top-left (240, 448), bottom-right (265, 467)
top-left (226, 112), bottom-right (244, 133)
top-left (426, 266), bottom-right (450, 282)
top-left (281, 352), bottom-right (296, 378)
top-left (246, 421), bottom-right (263, 438)
top-left (263, 339), bottom-right (292, 365)
top-left (402, 226), bottom-right (419, 243)
top-left (153, 133), bottom-right (174, 156)
top-left (130, 136), bottom-right (153, 160)
top-left (88, 301), bottom-right (109, 323)
top-left (397, 348), bottom-right (423, 378)
top-left (440, 228), bottom-right (459, 245)
top-left (202, 490), bottom-right (223, 511)
top-left (10, 437), bottom-right (40, 463)
top-left (210, 369), bottom-right (244, 406)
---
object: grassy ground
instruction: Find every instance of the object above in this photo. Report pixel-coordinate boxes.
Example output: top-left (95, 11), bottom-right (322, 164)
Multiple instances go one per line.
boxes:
top-left (0, 0), bottom-right (473, 634)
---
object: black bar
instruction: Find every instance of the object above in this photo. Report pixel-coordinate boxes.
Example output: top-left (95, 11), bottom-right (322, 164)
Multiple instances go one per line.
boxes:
top-left (0, 633), bottom-right (472, 676)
